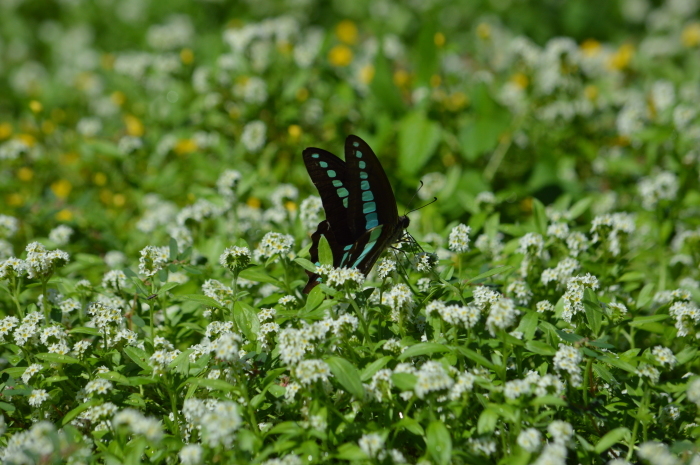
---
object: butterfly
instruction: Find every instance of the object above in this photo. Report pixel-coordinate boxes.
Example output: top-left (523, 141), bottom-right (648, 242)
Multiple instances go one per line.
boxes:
top-left (302, 135), bottom-right (410, 294)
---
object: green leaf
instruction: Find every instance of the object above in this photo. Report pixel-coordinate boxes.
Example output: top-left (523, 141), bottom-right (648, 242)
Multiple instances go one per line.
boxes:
top-left (184, 377), bottom-right (236, 392)
top-left (318, 235), bottom-right (333, 266)
top-left (295, 257), bottom-right (317, 273)
top-left (35, 353), bottom-right (79, 365)
top-left (532, 198), bottom-right (547, 236)
top-left (177, 294), bottom-right (223, 308)
top-left (477, 407), bottom-right (499, 434)
top-left (306, 286), bottom-right (325, 312)
top-left (584, 289), bottom-right (603, 335)
top-left (567, 197), bottom-right (593, 219)
top-left (426, 421), bottom-right (452, 465)
top-left (391, 372), bottom-right (417, 391)
top-left (325, 357), bottom-right (365, 400)
top-left (234, 301), bottom-right (260, 341)
top-left (124, 347), bottom-right (152, 372)
top-left (238, 266), bottom-right (282, 285)
top-left (398, 342), bottom-right (451, 360)
top-left (455, 347), bottom-right (497, 370)
top-left (465, 265), bottom-right (514, 284)
top-left (629, 314), bottom-right (669, 327)
top-left (335, 443), bottom-right (367, 461)
top-left (516, 311), bottom-right (538, 340)
top-left (525, 341), bottom-right (556, 356)
top-left (595, 428), bottom-right (631, 454)
top-left (636, 283), bottom-right (655, 309)
top-left (360, 356), bottom-right (392, 381)
top-left (70, 326), bottom-right (99, 336)
top-left (396, 416), bottom-right (424, 435)
top-left (398, 111), bottom-right (441, 176)
top-left (370, 49), bottom-right (405, 114)
top-left (62, 399), bottom-right (101, 426)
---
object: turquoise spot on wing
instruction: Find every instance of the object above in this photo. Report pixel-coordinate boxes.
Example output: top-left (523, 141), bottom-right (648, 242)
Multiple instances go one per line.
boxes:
top-left (314, 261), bottom-right (320, 266)
top-left (360, 180), bottom-right (370, 190)
top-left (353, 242), bottom-right (376, 267)
top-left (327, 170), bottom-right (336, 178)
top-left (363, 202), bottom-right (376, 214)
top-left (353, 141), bottom-right (359, 147)
top-left (332, 180), bottom-right (343, 187)
top-left (366, 212), bottom-right (378, 229)
top-left (311, 154), bottom-right (320, 158)
top-left (362, 191), bottom-right (374, 201)
top-left (360, 171), bottom-right (368, 179)
top-left (356, 150), bottom-right (363, 158)
top-left (340, 251), bottom-right (351, 266)
top-left (359, 161), bottom-right (366, 169)
top-left (337, 187), bottom-right (349, 197)
top-left (343, 244), bottom-right (353, 251)
top-left (343, 198), bottom-right (348, 208)
top-left (319, 161), bottom-right (328, 168)
top-left (369, 226), bottom-right (383, 242)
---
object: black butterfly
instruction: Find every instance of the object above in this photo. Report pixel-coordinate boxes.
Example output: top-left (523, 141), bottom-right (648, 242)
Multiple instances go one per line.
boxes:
top-left (303, 135), bottom-right (410, 294)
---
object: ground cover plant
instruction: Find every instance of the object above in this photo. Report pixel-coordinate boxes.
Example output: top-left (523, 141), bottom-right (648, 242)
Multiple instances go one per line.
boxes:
top-left (1, 0), bottom-right (700, 463)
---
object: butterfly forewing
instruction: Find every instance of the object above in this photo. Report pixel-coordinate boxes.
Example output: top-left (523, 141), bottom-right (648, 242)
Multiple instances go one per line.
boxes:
top-left (302, 148), bottom-right (354, 246)
top-left (344, 135), bottom-right (399, 239)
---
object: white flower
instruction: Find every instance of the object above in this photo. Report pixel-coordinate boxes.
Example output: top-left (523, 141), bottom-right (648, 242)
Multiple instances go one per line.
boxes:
top-left (517, 428), bottom-right (542, 452)
top-left (241, 120), bottom-right (267, 153)
top-left (448, 224), bottom-right (471, 253)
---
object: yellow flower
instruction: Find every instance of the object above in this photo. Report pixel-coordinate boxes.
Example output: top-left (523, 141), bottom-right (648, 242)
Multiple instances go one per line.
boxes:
top-left (476, 23), bottom-right (491, 40)
top-left (101, 53), bottom-right (115, 70)
top-left (285, 201), bottom-right (297, 212)
top-left (0, 122), bottom-right (13, 140)
top-left (99, 189), bottom-right (113, 205)
top-left (682, 22), bottom-right (700, 47)
top-left (113, 194), bottom-right (126, 207)
top-left (124, 115), bottom-right (144, 137)
top-left (247, 197), bottom-right (261, 209)
top-left (336, 20), bottom-right (358, 45)
top-left (359, 64), bottom-right (375, 84)
top-left (56, 209), bottom-right (73, 222)
top-left (175, 139), bottom-right (198, 155)
top-left (393, 69), bottom-right (410, 88)
top-left (111, 91), bottom-right (126, 106)
top-left (288, 125), bottom-right (302, 140)
top-left (296, 88), bottom-right (309, 102)
top-left (180, 48), bottom-right (194, 64)
top-left (94, 172), bottom-right (107, 186)
top-left (584, 85), bottom-right (599, 101)
top-left (430, 74), bottom-right (442, 88)
top-left (41, 121), bottom-right (55, 135)
top-left (580, 39), bottom-right (602, 57)
top-left (434, 32), bottom-right (446, 47)
top-left (445, 92), bottom-right (469, 112)
top-left (51, 179), bottom-right (72, 199)
top-left (328, 45), bottom-right (353, 67)
top-left (18, 167), bottom-right (34, 181)
top-left (7, 193), bottom-right (23, 207)
top-left (29, 100), bottom-right (43, 113)
top-left (608, 44), bottom-right (634, 70)
top-left (60, 152), bottom-right (79, 165)
top-left (511, 73), bottom-right (529, 90)
top-left (17, 134), bottom-right (36, 147)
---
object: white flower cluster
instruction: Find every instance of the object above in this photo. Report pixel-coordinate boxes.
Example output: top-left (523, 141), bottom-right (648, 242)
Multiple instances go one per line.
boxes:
top-left (293, 359), bottom-right (331, 386)
top-left (375, 258), bottom-right (396, 279)
top-left (202, 279), bottom-right (234, 306)
top-left (448, 223), bottom-right (471, 253)
top-left (182, 398), bottom-right (242, 448)
top-left (113, 408), bottom-right (164, 442)
top-left (254, 232), bottom-right (294, 260)
top-left (486, 297), bottom-right (521, 336)
top-left (562, 273), bottom-right (599, 322)
top-left (381, 283), bottom-right (414, 322)
top-left (638, 171), bottom-right (679, 210)
top-left (553, 344), bottom-right (583, 387)
top-left (216, 169), bottom-right (242, 198)
top-left (590, 212), bottom-right (635, 256)
top-left (14, 312), bottom-right (44, 347)
top-left (668, 300), bottom-right (700, 337)
top-left (219, 245), bottom-right (251, 272)
top-left (541, 257), bottom-right (580, 287)
top-left (24, 242), bottom-right (70, 280)
top-left (138, 245), bottom-right (169, 277)
top-left (425, 300), bottom-right (480, 329)
top-left (176, 199), bottom-right (226, 226)
top-left (504, 371), bottom-right (565, 400)
top-left (299, 196), bottom-right (323, 230)
top-left (517, 232), bottom-right (545, 257)
top-left (315, 265), bottom-right (365, 290)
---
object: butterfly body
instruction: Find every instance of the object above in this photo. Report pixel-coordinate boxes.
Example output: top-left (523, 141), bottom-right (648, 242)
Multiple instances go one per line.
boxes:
top-left (303, 135), bottom-right (409, 294)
